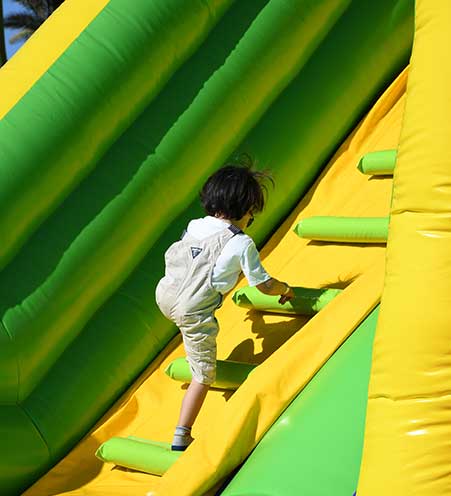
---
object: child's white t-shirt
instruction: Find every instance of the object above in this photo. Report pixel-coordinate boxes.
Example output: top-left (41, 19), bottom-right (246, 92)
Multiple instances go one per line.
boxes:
top-left (186, 216), bottom-right (271, 294)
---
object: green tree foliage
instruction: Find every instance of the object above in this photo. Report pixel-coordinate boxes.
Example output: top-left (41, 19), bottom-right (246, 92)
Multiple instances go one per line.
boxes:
top-left (4, 0), bottom-right (65, 45)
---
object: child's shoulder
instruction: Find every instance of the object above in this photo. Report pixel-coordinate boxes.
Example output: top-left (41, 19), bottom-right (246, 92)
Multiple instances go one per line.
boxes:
top-left (226, 231), bottom-right (255, 254)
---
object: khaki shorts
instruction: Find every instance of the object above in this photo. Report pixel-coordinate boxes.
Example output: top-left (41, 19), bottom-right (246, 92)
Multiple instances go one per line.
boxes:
top-left (178, 312), bottom-right (219, 385)
top-left (155, 280), bottom-right (220, 385)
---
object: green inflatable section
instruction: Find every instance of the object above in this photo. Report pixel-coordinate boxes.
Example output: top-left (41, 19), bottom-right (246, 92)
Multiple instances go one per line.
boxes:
top-left (357, 149), bottom-right (397, 175)
top-left (165, 357), bottom-right (257, 390)
top-left (294, 216), bottom-right (389, 243)
top-left (233, 285), bottom-right (341, 315)
top-left (0, 0), bottom-right (413, 493)
top-left (95, 437), bottom-right (181, 476)
top-left (223, 308), bottom-right (379, 495)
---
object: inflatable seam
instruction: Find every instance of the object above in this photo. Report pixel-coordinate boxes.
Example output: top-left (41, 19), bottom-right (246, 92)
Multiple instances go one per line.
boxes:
top-left (0, 317), bottom-right (20, 404)
top-left (21, 405), bottom-right (52, 459)
top-left (369, 391), bottom-right (451, 401)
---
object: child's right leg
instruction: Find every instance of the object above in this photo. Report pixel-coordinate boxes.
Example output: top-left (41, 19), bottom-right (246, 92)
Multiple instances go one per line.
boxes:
top-left (172, 379), bottom-right (210, 451)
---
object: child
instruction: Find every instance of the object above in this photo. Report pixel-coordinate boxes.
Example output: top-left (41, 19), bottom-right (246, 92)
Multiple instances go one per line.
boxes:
top-left (155, 161), bottom-right (294, 451)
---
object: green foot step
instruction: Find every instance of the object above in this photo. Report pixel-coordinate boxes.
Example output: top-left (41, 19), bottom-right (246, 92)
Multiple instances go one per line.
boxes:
top-left (233, 285), bottom-right (341, 315)
top-left (357, 149), bottom-right (397, 175)
top-left (165, 357), bottom-right (257, 390)
top-left (294, 216), bottom-right (389, 243)
top-left (95, 436), bottom-right (181, 475)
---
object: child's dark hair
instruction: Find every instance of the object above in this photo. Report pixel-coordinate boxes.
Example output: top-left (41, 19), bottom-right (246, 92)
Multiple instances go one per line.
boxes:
top-left (200, 156), bottom-right (273, 220)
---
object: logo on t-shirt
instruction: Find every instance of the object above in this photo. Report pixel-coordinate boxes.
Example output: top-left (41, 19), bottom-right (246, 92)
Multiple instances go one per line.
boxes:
top-left (191, 247), bottom-right (203, 259)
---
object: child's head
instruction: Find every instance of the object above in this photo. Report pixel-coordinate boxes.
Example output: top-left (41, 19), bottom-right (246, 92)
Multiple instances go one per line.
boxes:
top-left (200, 157), bottom-right (273, 221)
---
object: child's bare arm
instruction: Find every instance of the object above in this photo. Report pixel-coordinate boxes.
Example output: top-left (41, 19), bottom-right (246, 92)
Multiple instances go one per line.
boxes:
top-left (256, 278), bottom-right (295, 304)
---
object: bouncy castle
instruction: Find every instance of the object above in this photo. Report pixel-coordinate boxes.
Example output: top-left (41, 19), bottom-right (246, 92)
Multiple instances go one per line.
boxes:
top-left (0, 0), bottom-right (449, 494)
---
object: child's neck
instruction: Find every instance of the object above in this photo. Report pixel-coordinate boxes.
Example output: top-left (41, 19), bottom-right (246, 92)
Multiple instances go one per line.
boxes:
top-left (214, 215), bottom-right (248, 232)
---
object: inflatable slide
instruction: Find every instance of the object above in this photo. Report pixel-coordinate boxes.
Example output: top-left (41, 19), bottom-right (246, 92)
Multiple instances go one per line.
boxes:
top-left (3, 0), bottom-right (447, 495)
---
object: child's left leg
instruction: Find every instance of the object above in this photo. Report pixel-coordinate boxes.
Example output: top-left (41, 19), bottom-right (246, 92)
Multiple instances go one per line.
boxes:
top-left (178, 378), bottom-right (210, 427)
top-left (172, 312), bottom-right (218, 451)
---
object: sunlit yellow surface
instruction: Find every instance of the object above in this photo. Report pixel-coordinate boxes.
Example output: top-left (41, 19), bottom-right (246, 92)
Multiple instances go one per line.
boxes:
top-left (25, 70), bottom-right (407, 496)
top-left (0, 0), bottom-right (109, 120)
top-left (358, 1), bottom-right (451, 494)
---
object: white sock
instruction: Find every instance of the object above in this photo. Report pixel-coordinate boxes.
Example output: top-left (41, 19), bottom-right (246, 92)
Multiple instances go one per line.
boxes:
top-left (172, 425), bottom-right (193, 451)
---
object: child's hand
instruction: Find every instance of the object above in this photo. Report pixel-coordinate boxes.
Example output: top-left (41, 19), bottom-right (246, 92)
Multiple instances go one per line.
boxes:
top-left (257, 278), bottom-right (294, 304)
top-left (278, 285), bottom-right (295, 305)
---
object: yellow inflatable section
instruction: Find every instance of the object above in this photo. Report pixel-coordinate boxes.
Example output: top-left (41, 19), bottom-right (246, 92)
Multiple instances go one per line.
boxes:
top-left (358, 1), bottom-right (451, 494)
top-left (24, 69), bottom-right (407, 495)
